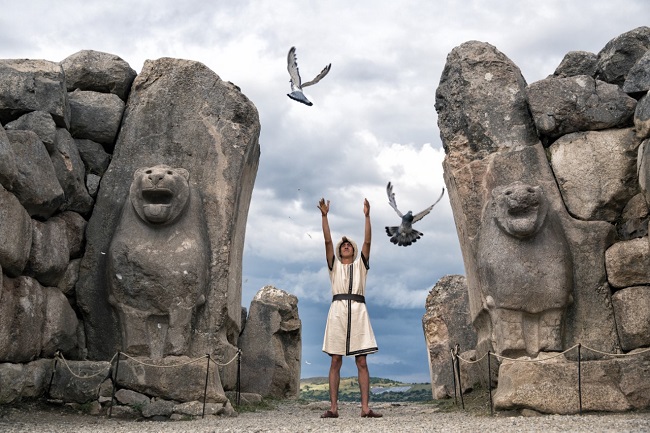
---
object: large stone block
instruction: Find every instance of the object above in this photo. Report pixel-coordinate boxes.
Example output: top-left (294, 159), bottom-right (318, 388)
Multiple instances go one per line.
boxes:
top-left (68, 89), bottom-right (125, 147)
top-left (0, 359), bottom-right (51, 404)
top-left (239, 286), bottom-right (301, 399)
top-left (48, 360), bottom-right (111, 404)
top-left (61, 50), bottom-right (137, 101)
top-left (527, 76), bottom-right (636, 140)
top-left (0, 59), bottom-right (70, 128)
top-left (0, 185), bottom-right (32, 277)
top-left (494, 352), bottom-right (650, 413)
top-left (116, 356), bottom-right (226, 403)
top-left (612, 287), bottom-right (650, 351)
top-left (0, 276), bottom-right (78, 362)
top-left (4, 111), bottom-right (57, 153)
top-left (605, 237), bottom-right (650, 288)
top-left (4, 130), bottom-right (65, 218)
top-left (549, 128), bottom-right (640, 221)
top-left (596, 26), bottom-right (650, 86)
top-left (26, 218), bottom-right (70, 287)
top-left (50, 128), bottom-right (94, 214)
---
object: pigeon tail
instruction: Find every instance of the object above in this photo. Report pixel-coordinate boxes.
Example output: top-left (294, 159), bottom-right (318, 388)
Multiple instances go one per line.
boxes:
top-left (287, 91), bottom-right (313, 106)
top-left (387, 228), bottom-right (423, 247)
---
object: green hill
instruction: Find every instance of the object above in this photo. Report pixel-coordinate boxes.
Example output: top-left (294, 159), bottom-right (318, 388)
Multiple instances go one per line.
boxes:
top-left (300, 377), bottom-right (433, 402)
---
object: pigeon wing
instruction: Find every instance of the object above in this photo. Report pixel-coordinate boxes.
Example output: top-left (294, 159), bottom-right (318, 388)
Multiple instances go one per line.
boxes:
top-left (301, 63), bottom-right (331, 87)
top-left (287, 46), bottom-right (303, 89)
top-left (386, 182), bottom-right (403, 218)
top-left (412, 188), bottom-right (445, 223)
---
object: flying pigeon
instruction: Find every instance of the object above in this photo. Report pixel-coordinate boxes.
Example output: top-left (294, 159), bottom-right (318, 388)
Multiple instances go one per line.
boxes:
top-left (286, 46), bottom-right (331, 106)
top-left (385, 182), bottom-right (445, 247)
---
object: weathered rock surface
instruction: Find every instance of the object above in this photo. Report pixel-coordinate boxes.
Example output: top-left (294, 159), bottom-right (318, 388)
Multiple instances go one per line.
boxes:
top-left (596, 26), bottom-right (650, 86)
top-left (0, 59), bottom-right (70, 128)
top-left (4, 111), bottom-right (57, 153)
top-left (48, 360), bottom-right (111, 404)
top-left (75, 138), bottom-right (111, 176)
top-left (0, 276), bottom-right (78, 362)
top-left (50, 128), bottom-right (94, 214)
top-left (239, 286), bottom-right (301, 399)
top-left (635, 95), bottom-right (650, 139)
top-left (605, 237), bottom-right (650, 288)
top-left (623, 49), bottom-right (650, 94)
top-left (26, 218), bottom-right (70, 287)
top-left (549, 128), bottom-right (640, 221)
top-left (527, 76), bottom-right (636, 140)
top-left (4, 130), bottom-right (65, 218)
top-left (61, 50), bottom-right (137, 101)
top-left (0, 185), bottom-right (32, 277)
top-left (494, 352), bottom-right (650, 414)
top-left (0, 359), bottom-right (51, 404)
top-left (116, 356), bottom-right (226, 403)
top-left (68, 89), bottom-right (125, 147)
top-left (422, 275), bottom-right (477, 398)
top-left (611, 287), bottom-right (650, 350)
top-left (553, 51), bottom-right (598, 78)
top-left (0, 127), bottom-right (17, 191)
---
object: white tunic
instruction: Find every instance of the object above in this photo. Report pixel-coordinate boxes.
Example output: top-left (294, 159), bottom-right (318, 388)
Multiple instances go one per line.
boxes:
top-left (322, 254), bottom-right (378, 356)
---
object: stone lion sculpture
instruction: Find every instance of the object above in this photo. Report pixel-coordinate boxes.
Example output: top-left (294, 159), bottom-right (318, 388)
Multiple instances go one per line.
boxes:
top-left (108, 164), bottom-right (210, 358)
top-left (477, 181), bottom-right (573, 357)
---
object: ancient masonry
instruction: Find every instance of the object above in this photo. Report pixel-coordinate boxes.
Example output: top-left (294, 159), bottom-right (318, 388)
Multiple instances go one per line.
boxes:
top-left (0, 50), bottom-right (300, 418)
top-left (424, 26), bottom-right (650, 413)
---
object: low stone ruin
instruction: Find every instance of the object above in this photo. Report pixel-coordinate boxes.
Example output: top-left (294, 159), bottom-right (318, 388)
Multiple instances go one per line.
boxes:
top-left (0, 50), bottom-right (300, 418)
top-left (425, 26), bottom-right (650, 413)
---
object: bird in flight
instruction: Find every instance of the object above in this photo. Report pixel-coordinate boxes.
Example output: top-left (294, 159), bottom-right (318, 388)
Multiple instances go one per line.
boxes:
top-left (385, 182), bottom-right (445, 246)
top-left (286, 46), bottom-right (331, 106)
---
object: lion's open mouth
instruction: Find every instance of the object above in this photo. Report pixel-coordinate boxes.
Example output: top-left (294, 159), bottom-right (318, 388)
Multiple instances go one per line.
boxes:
top-left (142, 188), bottom-right (173, 205)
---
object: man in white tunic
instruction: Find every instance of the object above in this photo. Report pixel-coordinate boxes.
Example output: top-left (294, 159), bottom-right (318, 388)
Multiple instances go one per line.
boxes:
top-left (318, 197), bottom-right (382, 418)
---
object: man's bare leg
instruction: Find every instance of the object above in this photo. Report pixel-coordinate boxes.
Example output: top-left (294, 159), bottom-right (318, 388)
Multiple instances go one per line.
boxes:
top-left (328, 355), bottom-right (342, 414)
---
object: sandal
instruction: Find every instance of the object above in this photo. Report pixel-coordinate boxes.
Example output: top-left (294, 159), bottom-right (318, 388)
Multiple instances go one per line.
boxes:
top-left (361, 409), bottom-right (383, 418)
top-left (320, 410), bottom-right (339, 418)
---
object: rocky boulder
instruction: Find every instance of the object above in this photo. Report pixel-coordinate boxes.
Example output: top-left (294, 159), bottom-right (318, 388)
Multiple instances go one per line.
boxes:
top-left (4, 130), bottom-right (65, 219)
top-left (527, 75), bottom-right (636, 141)
top-left (0, 59), bottom-right (70, 128)
top-left (239, 286), bottom-right (301, 399)
top-left (61, 50), bottom-right (137, 102)
top-left (422, 275), bottom-right (477, 398)
top-left (548, 128), bottom-right (640, 221)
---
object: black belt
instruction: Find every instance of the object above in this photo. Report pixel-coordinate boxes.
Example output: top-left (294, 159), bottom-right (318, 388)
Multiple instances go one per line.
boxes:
top-left (332, 294), bottom-right (365, 303)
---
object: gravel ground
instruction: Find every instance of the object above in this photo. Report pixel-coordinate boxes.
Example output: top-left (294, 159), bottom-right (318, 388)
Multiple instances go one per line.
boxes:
top-left (1, 400), bottom-right (649, 433)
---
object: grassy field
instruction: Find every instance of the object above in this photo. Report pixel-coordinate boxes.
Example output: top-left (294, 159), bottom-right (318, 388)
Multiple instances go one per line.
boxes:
top-left (300, 377), bottom-right (434, 402)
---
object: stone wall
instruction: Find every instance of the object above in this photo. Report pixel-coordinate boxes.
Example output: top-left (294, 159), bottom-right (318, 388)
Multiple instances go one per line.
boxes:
top-left (429, 26), bottom-right (650, 412)
top-left (0, 50), bottom-right (265, 413)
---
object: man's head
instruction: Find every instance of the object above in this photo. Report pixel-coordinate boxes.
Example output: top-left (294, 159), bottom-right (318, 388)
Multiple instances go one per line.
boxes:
top-left (336, 236), bottom-right (358, 263)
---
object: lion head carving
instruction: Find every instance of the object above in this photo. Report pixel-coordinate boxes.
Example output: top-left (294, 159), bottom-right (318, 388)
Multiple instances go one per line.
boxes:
top-left (129, 164), bottom-right (191, 225)
top-left (492, 181), bottom-right (548, 239)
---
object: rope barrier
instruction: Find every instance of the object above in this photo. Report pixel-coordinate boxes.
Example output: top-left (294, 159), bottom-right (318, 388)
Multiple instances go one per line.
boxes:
top-left (451, 340), bottom-right (650, 417)
top-left (208, 349), bottom-right (242, 367)
top-left (581, 344), bottom-right (650, 357)
top-left (54, 351), bottom-right (117, 379)
top-left (119, 352), bottom-right (209, 367)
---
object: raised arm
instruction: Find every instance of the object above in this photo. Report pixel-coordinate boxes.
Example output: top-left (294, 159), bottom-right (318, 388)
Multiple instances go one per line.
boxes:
top-left (318, 198), bottom-right (334, 269)
top-left (362, 198), bottom-right (371, 261)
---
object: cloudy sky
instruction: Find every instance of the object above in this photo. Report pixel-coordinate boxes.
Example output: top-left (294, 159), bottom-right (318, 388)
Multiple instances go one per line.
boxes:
top-left (2, 1), bottom-right (648, 383)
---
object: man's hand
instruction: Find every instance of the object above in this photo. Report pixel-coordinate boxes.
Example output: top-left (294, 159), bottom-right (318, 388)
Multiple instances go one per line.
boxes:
top-left (318, 198), bottom-right (330, 216)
